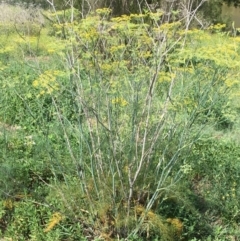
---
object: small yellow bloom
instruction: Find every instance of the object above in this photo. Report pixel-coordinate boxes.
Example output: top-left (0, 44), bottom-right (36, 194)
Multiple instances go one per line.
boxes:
top-left (33, 70), bottom-right (65, 96)
top-left (32, 80), bottom-right (39, 87)
top-left (47, 49), bottom-right (55, 53)
top-left (3, 199), bottom-right (14, 209)
top-left (112, 97), bottom-right (128, 107)
top-left (96, 8), bottom-right (112, 16)
top-left (167, 218), bottom-right (183, 237)
top-left (44, 212), bottom-right (63, 232)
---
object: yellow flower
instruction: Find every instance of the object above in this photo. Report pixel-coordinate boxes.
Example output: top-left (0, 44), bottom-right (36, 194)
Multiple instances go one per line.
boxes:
top-left (158, 71), bottom-right (176, 83)
top-left (112, 97), bottom-right (128, 107)
top-left (3, 199), bottom-right (14, 210)
top-left (167, 218), bottom-right (183, 237)
top-left (96, 8), bottom-right (112, 16)
top-left (33, 70), bottom-right (65, 96)
top-left (32, 80), bottom-right (39, 87)
top-left (44, 212), bottom-right (63, 232)
top-left (47, 49), bottom-right (55, 53)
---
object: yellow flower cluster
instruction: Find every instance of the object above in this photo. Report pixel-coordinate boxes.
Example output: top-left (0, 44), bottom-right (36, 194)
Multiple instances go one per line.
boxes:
top-left (148, 11), bottom-right (164, 21)
top-left (208, 23), bottom-right (226, 31)
top-left (32, 70), bottom-right (65, 96)
top-left (112, 97), bottom-right (128, 107)
top-left (158, 71), bottom-right (176, 83)
top-left (111, 15), bottom-right (131, 23)
top-left (109, 44), bottom-right (125, 53)
top-left (96, 8), bottom-right (112, 16)
top-left (100, 63), bottom-right (112, 72)
top-left (135, 205), bottom-right (156, 219)
top-left (0, 46), bottom-right (14, 54)
top-left (134, 205), bottom-right (174, 239)
top-left (130, 13), bottom-right (145, 19)
top-left (225, 73), bottom-right (239, 88)
top-left (44, 212), bottom-right (63, 232)
top-left (159, 21), bottom-right (181, 31)
top-left (3, 199), bottom-right (14, 210)
top-left (167, 218), bottom-right (183, 237)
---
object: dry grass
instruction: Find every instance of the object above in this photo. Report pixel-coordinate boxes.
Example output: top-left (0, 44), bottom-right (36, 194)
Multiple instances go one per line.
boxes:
top-left (0, 2), bottom-right (44, 25)
top-left (0, 122), bottom-right (21, 132)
